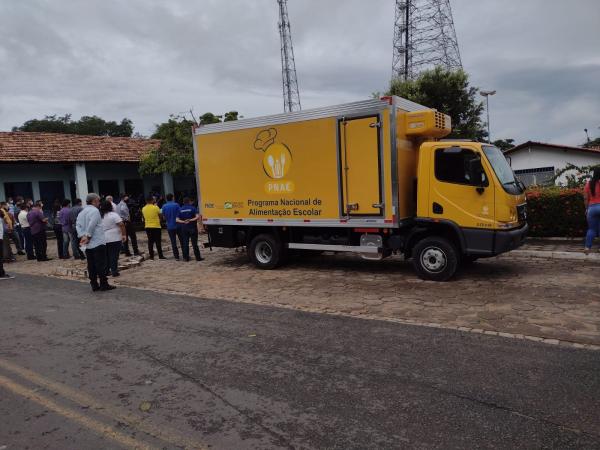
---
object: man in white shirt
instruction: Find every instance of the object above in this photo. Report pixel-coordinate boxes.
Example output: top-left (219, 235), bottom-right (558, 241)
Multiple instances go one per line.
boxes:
top-left (106, 195), bottom-right (117, 212)
top-left (17, 203), bottom-right (34, 260)
top-left (76, 193), bottom-right (115, 292)
top-left (116, 193), bottom-right (139, 256)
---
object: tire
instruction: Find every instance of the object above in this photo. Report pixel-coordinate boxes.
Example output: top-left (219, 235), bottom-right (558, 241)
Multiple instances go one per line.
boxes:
top-left (411, 236), bottom-right (459, 281)
top-left (248, 234), bottom-right (284, 269)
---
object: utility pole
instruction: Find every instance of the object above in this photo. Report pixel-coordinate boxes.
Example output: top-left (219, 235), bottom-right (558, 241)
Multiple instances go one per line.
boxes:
top-left (392, 0), bottom-right (462, 81)
top-left (277, 0), bottom-right (301, 112)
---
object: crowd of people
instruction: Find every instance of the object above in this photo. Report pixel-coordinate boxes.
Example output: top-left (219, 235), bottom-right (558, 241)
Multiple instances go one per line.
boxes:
top-left (0, 192), bottom-right (204, 289)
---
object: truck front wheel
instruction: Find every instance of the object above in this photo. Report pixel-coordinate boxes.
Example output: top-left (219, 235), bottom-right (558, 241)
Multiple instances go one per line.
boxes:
top-left (248, 234), bottom-right (284, 269)
top-left (412, 236), bottom-right (458, 282)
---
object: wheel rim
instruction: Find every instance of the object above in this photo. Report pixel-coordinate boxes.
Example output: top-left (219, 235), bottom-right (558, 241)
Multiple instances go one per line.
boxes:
top-left (255, 241), bottom-right (273, 264)
top-left (420, 246), bottom-right (447, 273)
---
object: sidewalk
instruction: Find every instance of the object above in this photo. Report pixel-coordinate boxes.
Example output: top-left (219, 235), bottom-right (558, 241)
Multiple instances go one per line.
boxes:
top-left (510, 238), bottom-right (600, 262)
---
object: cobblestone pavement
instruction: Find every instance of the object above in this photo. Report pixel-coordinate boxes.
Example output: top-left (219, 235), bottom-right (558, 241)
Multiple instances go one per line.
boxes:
top-left (7, 233), bottom-right (600, 347)
top-left (523, 238), bottom-right (593, 253)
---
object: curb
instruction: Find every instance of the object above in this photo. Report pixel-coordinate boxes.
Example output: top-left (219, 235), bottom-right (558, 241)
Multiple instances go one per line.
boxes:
top-left (82, 280), bottom-right (600, 352)
top-left (509, 250), bottom-right (600, 262)
top-left (53, 255), bottom-right (146, 278)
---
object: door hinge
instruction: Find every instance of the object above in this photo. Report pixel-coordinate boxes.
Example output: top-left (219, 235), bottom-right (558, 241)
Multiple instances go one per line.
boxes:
top-left (347, 203), bottom-right (359, 212)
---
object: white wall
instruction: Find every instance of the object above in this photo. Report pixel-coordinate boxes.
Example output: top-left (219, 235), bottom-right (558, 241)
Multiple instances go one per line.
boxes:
top-left (509, 145), bottom-right (600, 185)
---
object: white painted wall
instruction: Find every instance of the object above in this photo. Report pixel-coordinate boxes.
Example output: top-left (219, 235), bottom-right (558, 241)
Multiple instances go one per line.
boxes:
top-left (508, 145), bottom-right (600, 185)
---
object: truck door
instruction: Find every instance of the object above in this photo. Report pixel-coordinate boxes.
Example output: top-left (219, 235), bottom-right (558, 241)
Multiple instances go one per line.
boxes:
top-left (339, 116), bottom-right (382, 216)
top-left (428, 145), bottom-right (495, 230)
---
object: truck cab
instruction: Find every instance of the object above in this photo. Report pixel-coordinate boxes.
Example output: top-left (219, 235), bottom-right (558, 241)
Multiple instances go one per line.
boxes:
top-left (408, 140), bottom-right (528, 279)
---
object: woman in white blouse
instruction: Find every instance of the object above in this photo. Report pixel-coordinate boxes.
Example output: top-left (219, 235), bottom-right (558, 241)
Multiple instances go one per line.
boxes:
top-left (100, 200), bottom-right (126, 277)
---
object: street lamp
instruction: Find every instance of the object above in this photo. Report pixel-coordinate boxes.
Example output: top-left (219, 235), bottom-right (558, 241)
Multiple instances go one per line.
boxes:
top-left (480, 90), bottom-right (496, 143)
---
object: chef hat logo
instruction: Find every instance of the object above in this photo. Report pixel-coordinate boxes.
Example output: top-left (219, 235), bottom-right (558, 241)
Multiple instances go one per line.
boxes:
top-left (254, 128), bottom-right (277, 152)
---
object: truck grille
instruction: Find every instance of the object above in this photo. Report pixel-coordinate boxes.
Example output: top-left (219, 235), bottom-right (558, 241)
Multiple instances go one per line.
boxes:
top-left (517, 203), bottom-right (527, 222)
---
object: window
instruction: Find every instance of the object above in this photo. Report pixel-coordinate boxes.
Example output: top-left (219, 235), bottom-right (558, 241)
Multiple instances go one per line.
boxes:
top-left (514, 167), bottom-right (554, 187)
top-left (435, 147), bottom-right (488, 186)
top-left (4, 182), bottom-right (33, 200)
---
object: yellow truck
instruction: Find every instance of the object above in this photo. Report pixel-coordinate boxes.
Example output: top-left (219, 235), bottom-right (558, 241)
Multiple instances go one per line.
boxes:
top-left (193, 96), bottom-right (527, 281)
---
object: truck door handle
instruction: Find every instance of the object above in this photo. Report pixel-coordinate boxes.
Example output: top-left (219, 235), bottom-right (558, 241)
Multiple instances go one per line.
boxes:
top-left (372, 203), bottom-right (384, 209)
top-left (369, 122), bottom-right (381, 128)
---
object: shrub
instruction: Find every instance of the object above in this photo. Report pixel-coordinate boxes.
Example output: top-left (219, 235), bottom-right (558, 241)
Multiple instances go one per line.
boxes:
top-left (525, 187), bottom-right (586, 237)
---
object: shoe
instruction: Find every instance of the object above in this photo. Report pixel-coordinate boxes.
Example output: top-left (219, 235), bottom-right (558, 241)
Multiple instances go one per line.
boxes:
top-left (17, 251), bottom-right (25, 255)
top-left (91, 283), bottom-right (100, 291)
top-left (124, 253), bottom-right (132, 257)
top-left (196, 257), bottom-right (205, 262)
top-left (133, 251), bottom-right (141, 256)
top-left (112, 272), bottom-right (120, 277)
top-left (584, 248), bottom-right (591, 255)
top-left (0, 274), bottom-right (15, 280)
top-left (149, 256), bottom-right (155, 260)
top-left (39, 258), bottom-right (53, 262)
top-left (158, 256), bottom-right (166, 260)
top-left (175, 257), bottom-right (180, 261)
top-left (183, 257), bottom-right (190, 262)
top-left (27, 256), bottom-right (36, 260)
top-left (100, 284), bottom-right (117, 291)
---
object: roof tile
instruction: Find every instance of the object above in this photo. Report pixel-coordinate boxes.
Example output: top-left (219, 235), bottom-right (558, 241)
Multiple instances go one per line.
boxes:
top-left (0, 132), bottom-right (160, 162)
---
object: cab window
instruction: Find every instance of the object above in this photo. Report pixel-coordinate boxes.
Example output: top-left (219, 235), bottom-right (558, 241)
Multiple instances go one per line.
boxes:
top-left (434, 147), bottom-right (488, 186)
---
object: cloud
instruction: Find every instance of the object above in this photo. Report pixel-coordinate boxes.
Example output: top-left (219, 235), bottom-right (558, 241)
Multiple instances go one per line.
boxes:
top-left (0, 0), bottom-right (598, 145)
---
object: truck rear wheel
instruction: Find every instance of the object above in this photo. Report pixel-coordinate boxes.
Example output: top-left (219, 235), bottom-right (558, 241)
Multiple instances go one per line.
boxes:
top-left (412, 236), bottom-right (458, 282)
top-left (248, 234), bottom-right (284, 269)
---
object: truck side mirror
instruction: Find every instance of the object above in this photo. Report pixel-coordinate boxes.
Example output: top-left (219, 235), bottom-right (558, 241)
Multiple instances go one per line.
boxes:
top-left (466, 157), bottom-right (486, 188)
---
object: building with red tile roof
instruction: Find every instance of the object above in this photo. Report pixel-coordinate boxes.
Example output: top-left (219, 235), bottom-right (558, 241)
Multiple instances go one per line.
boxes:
top-left (0, 132), bottom-right (194, 207)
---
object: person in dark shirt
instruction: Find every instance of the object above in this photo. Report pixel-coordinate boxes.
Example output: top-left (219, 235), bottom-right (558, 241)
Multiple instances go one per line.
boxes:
top-left (176, 197), bottom-right (204, 262)
top-left (27, 201), bottom-right (50, 262)
top-left (68, 199), bottom-right (85, 259)
top-left (161, 194), bottom-right (181, 260)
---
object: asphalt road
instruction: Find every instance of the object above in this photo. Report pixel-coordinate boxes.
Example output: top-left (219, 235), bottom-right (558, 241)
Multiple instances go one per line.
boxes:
top-left (0, 276), bottom-right (599, 449)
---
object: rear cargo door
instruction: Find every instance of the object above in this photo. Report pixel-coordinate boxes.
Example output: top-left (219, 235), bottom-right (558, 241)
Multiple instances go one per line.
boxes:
top-left (339, 116), bottom-right (382, 216)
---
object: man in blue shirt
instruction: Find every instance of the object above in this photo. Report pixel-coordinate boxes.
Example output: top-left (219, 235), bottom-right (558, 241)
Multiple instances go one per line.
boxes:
top-left (161, 194), bottom-right (181, 260)
top-left (176, 197), bottom-right (204, 262)
top-left (76, 193), bottom-right (114, 292)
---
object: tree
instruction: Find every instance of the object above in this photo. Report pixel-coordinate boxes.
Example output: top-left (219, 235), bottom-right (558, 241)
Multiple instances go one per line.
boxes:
top-left (139, 116), bottom-right (195, 177)
top-left (224, 111), bottom-right (239, 122)
top-left (387, 67), bottom-right (487, 141)
top-left (139, 111), bottom-right (239, 176)
top-left (492, 138), bottom-right (515, 152)
top-left (583, 137), bottom-right (600, 149)
top-left (13, 114), bottom-right (133, 137)
top-left (199, 113), bottom-right (222, 125)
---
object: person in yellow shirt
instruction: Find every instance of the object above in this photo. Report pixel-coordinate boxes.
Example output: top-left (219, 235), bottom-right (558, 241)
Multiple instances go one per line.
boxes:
top-left (141, 196), bottom-right (165, 259)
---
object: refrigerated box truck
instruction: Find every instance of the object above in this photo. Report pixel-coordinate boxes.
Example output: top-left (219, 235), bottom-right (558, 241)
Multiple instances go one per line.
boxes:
top-left (193, 96), bottom-right (527, 281)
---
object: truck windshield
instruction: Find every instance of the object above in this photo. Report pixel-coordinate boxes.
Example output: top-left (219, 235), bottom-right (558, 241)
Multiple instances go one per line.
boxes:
top-left (482, 145), bottom-right (522, 194)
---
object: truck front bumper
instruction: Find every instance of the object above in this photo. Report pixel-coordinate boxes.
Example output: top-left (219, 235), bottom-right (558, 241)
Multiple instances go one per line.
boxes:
top-left (493, 223), bottom-right (528, 255)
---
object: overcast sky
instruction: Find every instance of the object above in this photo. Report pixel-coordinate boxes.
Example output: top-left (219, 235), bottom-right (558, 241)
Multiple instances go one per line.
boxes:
top-left (1, 0), bottom-right (599, 145)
